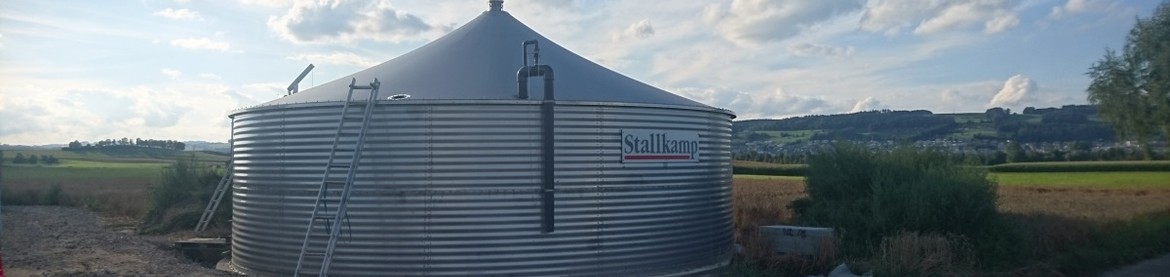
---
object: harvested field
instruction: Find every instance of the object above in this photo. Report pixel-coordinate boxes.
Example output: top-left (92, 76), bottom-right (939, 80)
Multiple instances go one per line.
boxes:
top-left (998, 186), bottom-right (1170, 221)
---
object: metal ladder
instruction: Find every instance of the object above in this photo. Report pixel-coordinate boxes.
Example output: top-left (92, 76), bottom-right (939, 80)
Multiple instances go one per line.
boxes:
top-left (294, 78), bottom-right (381, 276)
top-left (195, 159), bottom-right (233, 232)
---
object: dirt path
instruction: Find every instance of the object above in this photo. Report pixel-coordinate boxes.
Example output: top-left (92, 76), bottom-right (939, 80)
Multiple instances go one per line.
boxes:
top-left (1, 206), bottom-right (229, 277)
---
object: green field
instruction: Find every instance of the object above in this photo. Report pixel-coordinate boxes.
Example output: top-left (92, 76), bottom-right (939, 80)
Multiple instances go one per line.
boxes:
top-left (1, 147), bottom-right (227, 163)
top-left (988, 160), bottom-right (1170, 172)
top-left (3, 165), bottom-right (165, 180)
top-left (992, 172), bottom-right (1170, 188)
top-left (1, 148), bottom-right (226, 218)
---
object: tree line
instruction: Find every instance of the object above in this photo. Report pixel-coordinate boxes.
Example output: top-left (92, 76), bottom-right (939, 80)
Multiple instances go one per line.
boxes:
top-left (64, 138), bottom-right (186, 151)
top-left (8, 153), bottom-right (60, 165)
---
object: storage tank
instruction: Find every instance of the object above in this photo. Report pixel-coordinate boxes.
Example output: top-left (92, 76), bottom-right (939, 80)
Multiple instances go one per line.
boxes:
top-left (227, 1), bottom-right (735, 276)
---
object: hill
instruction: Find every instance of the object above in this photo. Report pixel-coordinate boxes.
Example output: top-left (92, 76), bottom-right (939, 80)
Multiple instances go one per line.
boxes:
top-left (734, 105), bottom-right (1114, 145)
top-left (730, 105), bottom-right (1159, 163)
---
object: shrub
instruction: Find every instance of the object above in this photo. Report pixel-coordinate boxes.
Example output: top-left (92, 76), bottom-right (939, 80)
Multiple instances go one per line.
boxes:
top-left (141, 155), bottom-right (225, 234)
top-left (794, 143), bottom-right (1011, 263)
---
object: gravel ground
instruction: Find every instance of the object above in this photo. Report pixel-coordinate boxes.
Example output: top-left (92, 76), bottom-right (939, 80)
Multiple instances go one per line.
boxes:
top-left (1, 206), bottom-right (230, 277)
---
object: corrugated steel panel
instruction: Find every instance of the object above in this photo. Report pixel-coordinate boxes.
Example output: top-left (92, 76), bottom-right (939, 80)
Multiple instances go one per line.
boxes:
top-left (229, 101), bottom-right (734, 276)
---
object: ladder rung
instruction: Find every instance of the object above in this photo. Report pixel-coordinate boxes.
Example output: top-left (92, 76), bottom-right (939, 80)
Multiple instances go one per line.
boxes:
top-left (304, 251), bottom-right (327, 256)
top-left (334, 148), bottom-right (355, 152)
top-left (314, 215), bottom-right (337, 220)
top-left (350, 85), bottom-right (375, 90)
top-left (328, 163), bottom-right (351, 168)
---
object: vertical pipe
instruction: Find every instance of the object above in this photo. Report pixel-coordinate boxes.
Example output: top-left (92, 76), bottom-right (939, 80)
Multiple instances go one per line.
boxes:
top-left (518, 64), bottom-right (555, 233)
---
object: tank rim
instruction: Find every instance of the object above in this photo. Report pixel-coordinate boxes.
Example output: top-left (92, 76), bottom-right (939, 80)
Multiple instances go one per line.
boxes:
top-left (228, 99), bottom-right (736, 119)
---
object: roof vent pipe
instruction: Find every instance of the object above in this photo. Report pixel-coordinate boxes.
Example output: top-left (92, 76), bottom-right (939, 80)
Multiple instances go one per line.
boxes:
top-left (489, 0), bottom-right (503, 11)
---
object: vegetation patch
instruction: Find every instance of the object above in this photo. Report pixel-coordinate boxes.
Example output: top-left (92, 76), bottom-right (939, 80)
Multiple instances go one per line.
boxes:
top-left (793, 143), bottom-right (1011, 270)
top-left (140, 156), bottom-right (229, 234)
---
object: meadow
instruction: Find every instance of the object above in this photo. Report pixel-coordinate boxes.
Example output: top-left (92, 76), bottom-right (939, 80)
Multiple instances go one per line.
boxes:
top-left (1, 149), bottom-right (227, 218)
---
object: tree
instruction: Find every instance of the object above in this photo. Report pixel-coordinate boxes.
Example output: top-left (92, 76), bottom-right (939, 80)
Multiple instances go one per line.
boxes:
top-left (1087, 1), bottom-right (1170, 159)
top-left (1005, 141), bottom-right (1024, 163)
top-left (13, 153), bottom-right (26, 164)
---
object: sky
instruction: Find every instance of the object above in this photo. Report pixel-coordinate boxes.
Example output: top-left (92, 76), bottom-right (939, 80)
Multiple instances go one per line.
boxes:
top-left (0, 0), bottom-right (1160, 145)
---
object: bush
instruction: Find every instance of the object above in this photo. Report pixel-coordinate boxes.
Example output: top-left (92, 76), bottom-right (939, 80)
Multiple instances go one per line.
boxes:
top-left (141, 155), bottom-right (225, 234)
top-left (793, 143), bottom-right (1011, 264)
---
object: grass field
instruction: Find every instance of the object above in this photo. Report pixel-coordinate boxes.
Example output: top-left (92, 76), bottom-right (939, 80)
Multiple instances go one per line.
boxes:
top-left (1, 149), bottom-right (227, 218)
top-left (1, 148), bottom-right (227, 163)
top-left (994, 172), bottom-right (1170, 188)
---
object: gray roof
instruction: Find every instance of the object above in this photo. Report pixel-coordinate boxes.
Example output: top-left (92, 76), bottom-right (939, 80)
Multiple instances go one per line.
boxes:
top-left (260, 6), bottom-right (712, 108)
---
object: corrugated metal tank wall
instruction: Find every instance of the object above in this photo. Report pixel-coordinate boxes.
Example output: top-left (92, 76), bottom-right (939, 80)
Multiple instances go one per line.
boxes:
top-left (229, 100), bottom-right (734, 276)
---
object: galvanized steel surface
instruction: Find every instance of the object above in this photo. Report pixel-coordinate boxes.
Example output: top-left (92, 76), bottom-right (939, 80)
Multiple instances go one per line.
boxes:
top-left (229, 101), bottom-right (734, 276)
top-left (263, 9), bottom-right (710, 108)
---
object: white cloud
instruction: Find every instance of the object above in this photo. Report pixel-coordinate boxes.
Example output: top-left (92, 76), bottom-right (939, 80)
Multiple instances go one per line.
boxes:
top-left (286, 52), bottom-right (377, 67)
top-left (861, 0), bottom-right (1019, 35)
top-left (240, 0), bottom-right (290, 8)
top-left (199, 73), bottom-right (222, 80)
top-left (850, 97), bottom-right (885, 112)
top-left (704, 0), bottom-right (865, 46)
top-left (153, 8), bottom-right (203, 21)
top-left (1050, 0), bottom-right (1112, 18)
top-left (788, 42), bottom-right (855, 58)
top-left (267, 0), bottom-right (444, 44)
top-left (169, 37), bottom-right (233, 52)
top-left (0, 33), bottom-right (5, 47)
top-left (161, 68), bottom-right (182, 80)
top-left (619, 19), bottom-right (655, 40)
top-left (0, 79), bottom-right (255, 144)
top-left (989, 74), bottom-right (1037, 108)
top-left (676, 87), bottom-right (839, 118)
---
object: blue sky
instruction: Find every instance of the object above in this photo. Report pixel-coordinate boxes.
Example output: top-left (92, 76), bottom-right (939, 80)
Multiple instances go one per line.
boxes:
top-left (0, 0), bottom-right (1159, 144)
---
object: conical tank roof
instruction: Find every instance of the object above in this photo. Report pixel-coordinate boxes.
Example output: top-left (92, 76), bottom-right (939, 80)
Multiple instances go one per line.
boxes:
top-left (261, 3), bottom-right (712, 109)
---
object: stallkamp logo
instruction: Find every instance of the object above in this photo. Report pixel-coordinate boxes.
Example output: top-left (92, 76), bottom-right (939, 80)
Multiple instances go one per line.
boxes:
top-left (621, 130), bottom-right (701, 163)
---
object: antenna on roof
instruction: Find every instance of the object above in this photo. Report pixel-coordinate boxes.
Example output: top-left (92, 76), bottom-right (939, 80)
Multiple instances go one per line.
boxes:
top-left (489, 0), bottom-right (503, 11)
top-left (287, 64), bottom-right (315, 96)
